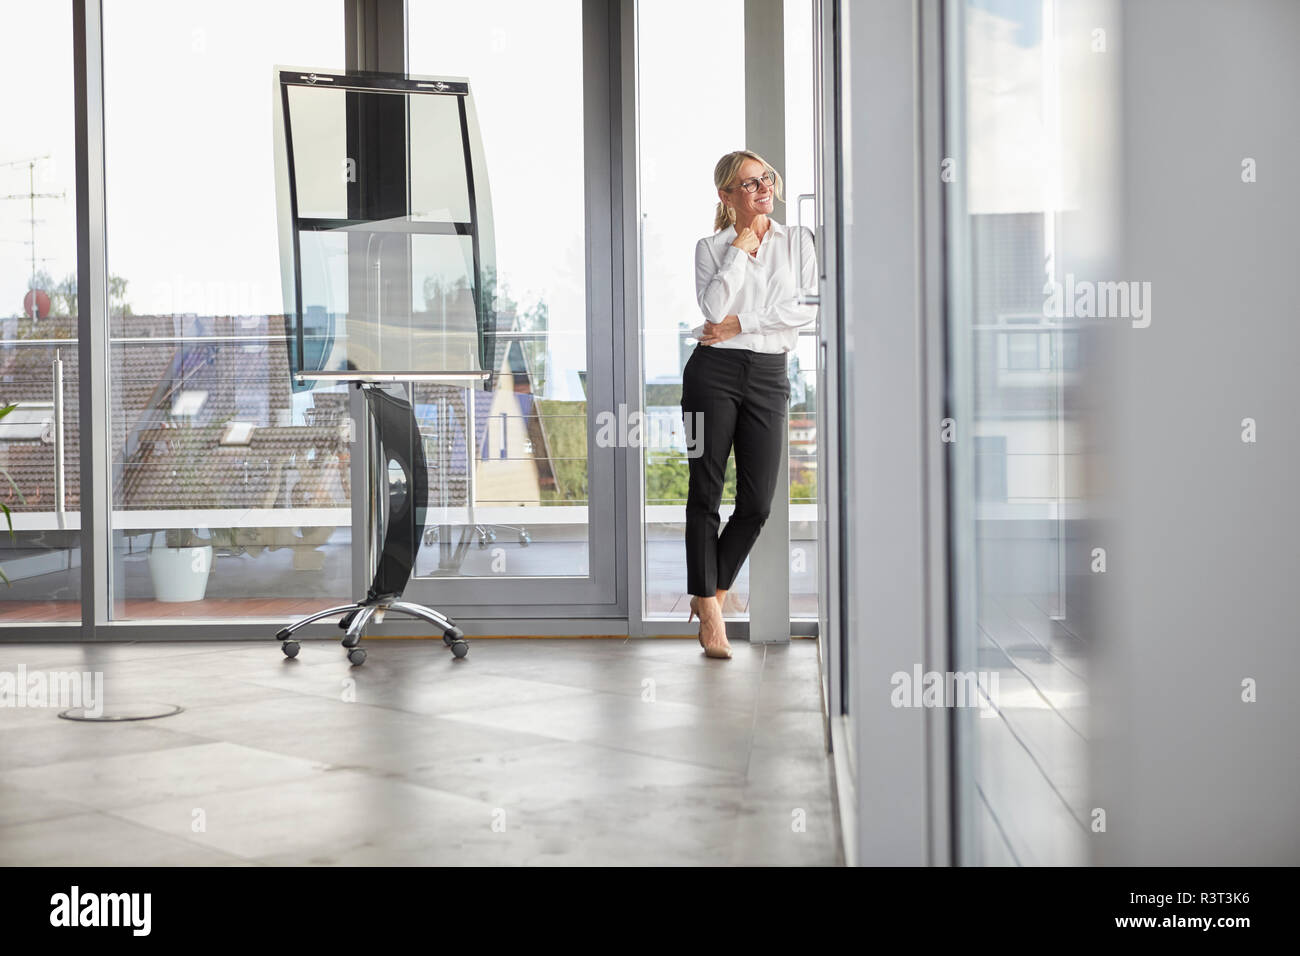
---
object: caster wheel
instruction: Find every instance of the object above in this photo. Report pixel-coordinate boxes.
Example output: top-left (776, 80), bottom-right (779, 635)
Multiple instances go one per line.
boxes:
top-left (282, 641), bottom-right (300, 659)
top-left (342, 631), bottom-right (361, 649)
top-left (486, 529), bottom-right (497, 543)
top-left (519, 531), bottom-right (531, 546)
top-left (450, 641), bottom-right (469, 659)
top-left (347, 648), bottom-right (367, 666)
top-left (442, 626), bottom-right (464, 643)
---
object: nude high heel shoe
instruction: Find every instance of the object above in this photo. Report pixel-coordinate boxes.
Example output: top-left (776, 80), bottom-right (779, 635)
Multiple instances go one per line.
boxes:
top-left (696, 598), bottom-right (732, 660)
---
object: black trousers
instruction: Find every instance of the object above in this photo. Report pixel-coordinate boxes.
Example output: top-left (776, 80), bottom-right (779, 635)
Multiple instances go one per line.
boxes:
top-left (681, 345), bottom-right (790, 597)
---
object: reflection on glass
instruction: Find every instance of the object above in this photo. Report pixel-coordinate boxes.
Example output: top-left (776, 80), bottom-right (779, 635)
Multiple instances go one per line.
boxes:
top-left (947, 0), bottom-right (1112, 865)
top-left (282, 78), bottom-right (487, 376)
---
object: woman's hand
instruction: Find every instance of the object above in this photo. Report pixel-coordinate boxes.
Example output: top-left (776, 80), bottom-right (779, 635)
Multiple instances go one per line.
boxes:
top-left (731, 217), bottom-right (768, 256)
top-left (698, 314), bottom-right (742, 346)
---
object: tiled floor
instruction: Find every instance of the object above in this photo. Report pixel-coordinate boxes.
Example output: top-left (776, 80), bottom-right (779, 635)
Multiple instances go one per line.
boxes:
top-left (0, 637), bottom-right (841, 866)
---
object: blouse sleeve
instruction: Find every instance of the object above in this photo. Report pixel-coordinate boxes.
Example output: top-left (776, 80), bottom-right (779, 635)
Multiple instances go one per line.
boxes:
top-left (695, 236), bottom-right (749, 324)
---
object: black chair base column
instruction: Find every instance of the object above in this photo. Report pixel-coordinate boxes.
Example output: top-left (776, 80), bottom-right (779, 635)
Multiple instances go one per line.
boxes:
top-left (272, 387), bottom-right (468, 666)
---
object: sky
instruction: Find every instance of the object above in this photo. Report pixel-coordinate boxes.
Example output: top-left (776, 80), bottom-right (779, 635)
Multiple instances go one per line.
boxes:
top-left (0, 1), bottom-right (79, 314)
top-left (0, 0), bottom-right (817, 389)
top-left (639, 0), bottom-right (817, 382)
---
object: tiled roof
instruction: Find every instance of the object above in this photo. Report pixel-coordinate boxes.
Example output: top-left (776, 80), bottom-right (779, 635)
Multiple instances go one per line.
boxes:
top-left (0, 312), bottom-right (549, 515)
top-left (117, 422), bottom-right (350, 510)
top-left (0, 336), bottom-right (81, 512)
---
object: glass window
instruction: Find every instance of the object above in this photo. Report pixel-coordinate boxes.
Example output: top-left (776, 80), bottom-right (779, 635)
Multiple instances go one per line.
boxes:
top-left (1007, 331), bottom-right (1041, 369)
top-left (408, 0), bottom-right (591, 580)
top-left (640, 0), bottom-right (817, 622)
top-left (0, 1), bottom-right (82, 624)
top-left (946, 0), bottom-right (1112, 865)
top-left (639, 0), bottom-right (746, 619)
top-left (784, 0), bottom-right (818, 622)
top-left (103, 0), bottom-right (347, 619)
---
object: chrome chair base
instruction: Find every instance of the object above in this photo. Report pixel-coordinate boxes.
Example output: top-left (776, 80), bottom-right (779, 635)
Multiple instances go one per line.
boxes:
top-left (275, 598), bottom-right (468, 666)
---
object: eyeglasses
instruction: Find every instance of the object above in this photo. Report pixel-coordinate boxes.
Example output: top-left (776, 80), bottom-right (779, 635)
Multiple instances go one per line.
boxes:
top-left (734, 171), bottom-right (776, 194)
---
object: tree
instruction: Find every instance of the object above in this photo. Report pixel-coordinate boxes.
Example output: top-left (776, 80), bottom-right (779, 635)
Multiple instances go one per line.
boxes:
top-left (517, 296), bottom-right (548, 396)
top-left (52, 272), bottom-right (77, 317)
top-left (27, 271), bottom-right (133, 319)
top-left (645, 454), bottom-right (737, 505)
top-left (425, 265), bottom-right (550, 393)
top-left (108, 274), bottom-right (132, 318)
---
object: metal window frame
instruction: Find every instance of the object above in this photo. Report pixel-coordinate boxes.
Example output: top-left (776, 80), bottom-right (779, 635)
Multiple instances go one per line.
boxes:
top-left (830, 0), bottom-right (953, 866)
top-left (940, 0), bottom-right (979, 870)
top-left (72, 0), bottom-right (110, 643)
top-left (618, 0), bottom-right (645, 636)
top-left (813, 0), bottom-right (853, 844)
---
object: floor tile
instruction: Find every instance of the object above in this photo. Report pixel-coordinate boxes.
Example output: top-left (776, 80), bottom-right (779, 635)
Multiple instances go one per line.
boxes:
top-left (0, 638), bottom-right (840, 865)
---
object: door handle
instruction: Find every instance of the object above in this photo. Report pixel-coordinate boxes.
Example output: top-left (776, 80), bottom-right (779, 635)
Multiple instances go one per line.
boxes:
top-left (796, 192), bottom-right (820, 305)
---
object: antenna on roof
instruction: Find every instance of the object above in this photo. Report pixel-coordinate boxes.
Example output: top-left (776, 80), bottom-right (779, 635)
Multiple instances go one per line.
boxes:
top-left (0, 155), bottom-right (66, 318)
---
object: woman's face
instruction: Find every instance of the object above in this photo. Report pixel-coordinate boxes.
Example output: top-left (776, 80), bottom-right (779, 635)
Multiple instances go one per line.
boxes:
top-left (720, 158), bottom-right (775, 220)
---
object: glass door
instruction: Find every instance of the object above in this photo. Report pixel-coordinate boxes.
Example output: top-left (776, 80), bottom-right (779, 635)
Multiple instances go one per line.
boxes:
top-left (402, 0), bottom-right (619, 612)
top-left (103, 0), bottom-right (349, 623)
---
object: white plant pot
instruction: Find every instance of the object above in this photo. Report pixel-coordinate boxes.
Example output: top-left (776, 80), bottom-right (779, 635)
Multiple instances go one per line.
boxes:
top-left (148, 544), bottom-right (213, 603)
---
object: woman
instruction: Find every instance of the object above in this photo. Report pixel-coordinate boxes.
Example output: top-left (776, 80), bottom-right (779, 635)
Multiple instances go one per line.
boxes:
top-left (684, 150), bottom-right (819, 658)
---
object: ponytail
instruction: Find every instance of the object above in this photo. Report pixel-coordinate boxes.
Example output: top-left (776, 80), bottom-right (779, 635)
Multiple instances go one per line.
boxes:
top-left (713, 201), bottom-right (737, 233)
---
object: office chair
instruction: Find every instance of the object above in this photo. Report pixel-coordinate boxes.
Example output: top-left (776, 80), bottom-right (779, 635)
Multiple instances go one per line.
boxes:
top-left (275, 386), bottom-right (468, 665)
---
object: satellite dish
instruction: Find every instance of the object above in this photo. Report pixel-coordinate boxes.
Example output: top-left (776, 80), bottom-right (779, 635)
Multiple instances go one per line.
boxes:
top-left (22, 289), bottom-right (51, 319)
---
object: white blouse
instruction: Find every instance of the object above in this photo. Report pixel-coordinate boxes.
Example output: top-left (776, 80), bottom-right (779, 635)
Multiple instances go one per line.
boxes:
top-left (692, 219), bottom-right (819, 354)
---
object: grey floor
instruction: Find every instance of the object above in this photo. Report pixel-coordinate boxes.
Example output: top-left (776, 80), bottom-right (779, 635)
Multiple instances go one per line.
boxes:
top-left (0, 637), bottom-right (841, 866)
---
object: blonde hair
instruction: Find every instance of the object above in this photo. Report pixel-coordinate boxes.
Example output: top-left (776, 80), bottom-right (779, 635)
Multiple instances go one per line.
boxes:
top-left (712, 150), bottom-right (784, 232)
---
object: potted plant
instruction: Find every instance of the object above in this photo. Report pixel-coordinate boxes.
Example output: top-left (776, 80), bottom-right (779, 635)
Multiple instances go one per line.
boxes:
top-left (146, 445), bottom-right (216, 601)
top-left (147, 527), bottom-right (213, 602)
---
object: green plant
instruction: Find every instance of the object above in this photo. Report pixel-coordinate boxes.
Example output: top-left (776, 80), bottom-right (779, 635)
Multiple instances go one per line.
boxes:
top-left (644, 454), bottom-right (737, 505)
top-left (535, 399), bottom-right (588, 502)
top-left (162, 528), bottom-right (210, 549)
top-left (42, 270), bottom-right (133, 319)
